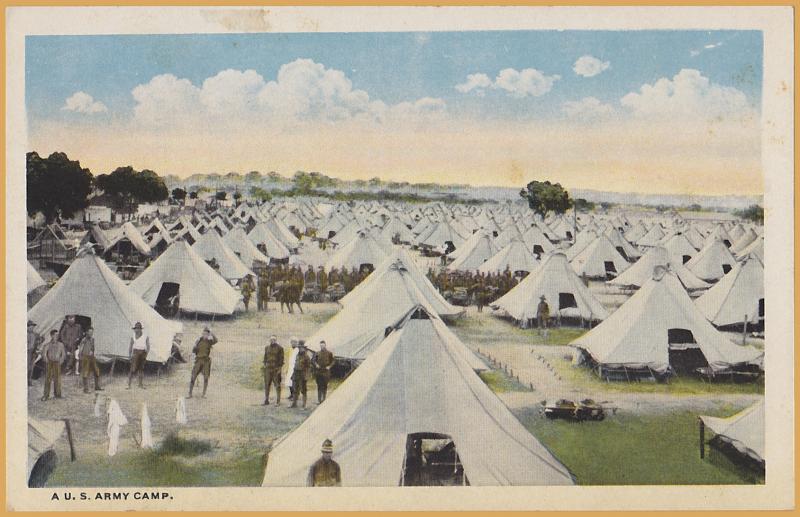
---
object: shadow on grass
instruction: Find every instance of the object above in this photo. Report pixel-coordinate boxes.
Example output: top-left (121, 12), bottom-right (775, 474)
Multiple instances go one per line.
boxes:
top-left (479, 369), bottom-right (533, 393)
top-left (156, 433), bottom-right (213, 457)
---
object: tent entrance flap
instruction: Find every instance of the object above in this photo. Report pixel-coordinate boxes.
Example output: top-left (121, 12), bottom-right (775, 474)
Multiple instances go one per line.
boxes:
top-left (401, 433), bottom-right (468, 486)
top-left (155, 282), bottom-right (180, 317)
top-left (604, 261), bottom-right (617, 279)
top-left (559, 292), bottom-right (578, 310)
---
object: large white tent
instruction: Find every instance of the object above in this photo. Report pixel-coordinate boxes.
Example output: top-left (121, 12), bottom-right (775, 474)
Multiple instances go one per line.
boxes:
top-left (700, 401), bottom-right (764, 465)
top-left (608, 246), bottom-right (710, 292)
top-left (695, 258), bottom-right (764, 329)
top-left (247, 223), bottom-right (292, 260)
top-left (130, 241), bottom-right (241, 316)
top-left (323, 231), bottom-right (388, 271)
top-left (28, 251), bottom-right (182, 363)
top-left (264, 306), bottom-right (574, 487)
top-left (686, 238), bottom-right (737, 282)
top-left (478, 239), bottom-right (539, 274)
top-left (223, 226), bottom-right (271, 268)
top-left (492, 252), bottom-right (608, 325)
top-left (447, 231), bottom-right (499, 272)
top-left (569, 234), bottom-right (630, 279)
top-left (28, 417), bottom-right (67, 487)
top-left (571, 266), bottom-right (762, 376)
top-left (27, 261), bottom-right (46, 293)
top-left (192, 229), bottom-right (254, 281)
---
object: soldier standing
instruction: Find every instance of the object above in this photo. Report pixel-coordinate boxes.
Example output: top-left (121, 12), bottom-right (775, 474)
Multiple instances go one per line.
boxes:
top-left (27, 320), bottom-right (41, 386)
top-left (58, 315), bottom-right (83, 376)
top-left (257, 272), bottom-right (270, 312)
top-left (313, 341), bottom-right (335, 404)
top-left (317, 266), bottom-right (328, 301)
top-left (41, 329), bottom-right (65, 401)
top-left (290, 340), bottom-right (311, 409)
top-left (127, 322), bottom-right (150, 389)
top-left (307, 439), bottom-right (342, 487)
top-left (241, 274), bottom-right (255, 312)
top-left (189, 327), bottom-right (218, 398)
top-left (536, 295), bottom-right (550, 334)
top-left (262, 335), bottom-right (284, 406)
top-left (77, 327), bottom-right (102, 393)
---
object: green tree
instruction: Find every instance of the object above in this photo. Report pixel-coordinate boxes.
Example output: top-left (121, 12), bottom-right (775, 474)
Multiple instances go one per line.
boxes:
top-left (95, 166), bottom-right (169, 210)
top-left (574, 198), bottom-right (595, 212)
top-left (735, 204), bottom-right (764, 224)
top-left (189, 191), bottom-right (198, 199)
top-left (519, 180), bottom-right (573, 217)
top-left (27, 151), bottom-right (93, 223)
top-left (215, 191), bottom-right (227, 201)
top-left (249, 186), bottom-right (272, 201)
top-left (171, 187), bottom-right (187, 203)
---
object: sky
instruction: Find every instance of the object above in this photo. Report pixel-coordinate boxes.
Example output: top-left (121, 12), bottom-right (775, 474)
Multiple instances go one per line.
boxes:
top-left (26, 30), bottom-right (763, 195)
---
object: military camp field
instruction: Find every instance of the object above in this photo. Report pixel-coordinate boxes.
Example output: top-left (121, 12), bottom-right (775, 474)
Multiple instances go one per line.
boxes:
top-left (30, 300), bottom-right (763, 487)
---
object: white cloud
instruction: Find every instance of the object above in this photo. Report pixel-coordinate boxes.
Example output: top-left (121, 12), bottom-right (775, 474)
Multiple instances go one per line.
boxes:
top-left (690, 41), bottom-right (723, 57)
top-left (61, 91), bottom-right (107, 114)
top-left (130, 59), bottom-right (444, 128)
top-left (620, 68), bottom-right (754, 121)
top-left (455, 73), bottom-right (493, 94)
top-left (493, 68), bottom-right (560, 98)
top-left (573, 55), bottom-right (610, 78)
top-left (562, 97), bottom-right (614, 119)
top-left (454, 68), bottom-right (560, 98)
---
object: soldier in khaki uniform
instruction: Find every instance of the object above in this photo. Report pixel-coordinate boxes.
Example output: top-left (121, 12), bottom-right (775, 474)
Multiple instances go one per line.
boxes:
top-left (127, 322), bottom-right (150, 389)
top-left (77, 327), bottom-right (103, 393)
top-left (307, 439), bottom-right (341, 487)
top-left (290, 340), bottom-right (311, 409)
top-left (262, 335), bottom-right (284, 406)
top-left (189, 327), bottom-right (218, 398)
top-left (241, 274), bottom-right (255, 312)
top-left (313, 341), bottom-right (335, 404)
top-left (58, 315), bottom-right (83, 376)
top-left (27, 320), bottom-right (42, 386)
top-left (536, 295), bottom-right (550, 334)
top-left (41, 330), bottom-right (65, 401)
top-left (257, 272), bottom-right (270, 312)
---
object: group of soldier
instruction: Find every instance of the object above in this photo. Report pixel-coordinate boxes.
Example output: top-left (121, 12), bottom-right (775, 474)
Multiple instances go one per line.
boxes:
top-left (28, 315), bottom-right (104, 400)
top-left (427, 267), bottom-right (526, 310)
top-left (262, 335), bottom-right (335, 409)
top-left (240, 264), bottom-right (374, 312)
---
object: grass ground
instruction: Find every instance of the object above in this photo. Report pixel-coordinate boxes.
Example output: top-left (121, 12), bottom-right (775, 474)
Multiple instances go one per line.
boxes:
top-left (519, 404), bottom-right (764, 485)
top-left (449, 312), bottom-right (589, 346)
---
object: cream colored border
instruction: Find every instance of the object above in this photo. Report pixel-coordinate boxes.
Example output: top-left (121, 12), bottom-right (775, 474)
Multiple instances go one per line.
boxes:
top-left (5, 6), bottom-right (794, 511)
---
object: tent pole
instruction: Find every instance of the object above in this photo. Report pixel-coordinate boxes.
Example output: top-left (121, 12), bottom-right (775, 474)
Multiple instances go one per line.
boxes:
top-left (63, 419), bottom-right (76, 461)
top-left (742, 314), bottom-right (748, 346)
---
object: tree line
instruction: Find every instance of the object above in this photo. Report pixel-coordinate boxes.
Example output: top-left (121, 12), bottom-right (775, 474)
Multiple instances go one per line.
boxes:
top-left (27, 151), bottom-right (169, 223)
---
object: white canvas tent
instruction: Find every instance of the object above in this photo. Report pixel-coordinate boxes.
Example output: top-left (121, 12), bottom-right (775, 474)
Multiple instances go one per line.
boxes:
top-left (478, 239), bottom-right (539, 274)
top-left (247, 222), bottom-right (291, 261)
top-left (571, 266), bottom-right (762, 376)
top-left (492, 252), bottom-right (608, 325)
top-left (27, 261), bottom-right (46, 293)
top-left (569, 234), bottom-right (630, 279)
top-left (28, 251), bottom-right (181, 363)
top-left (686, 238), bottom-right (737, 282)
top-left (264, 306), bottom-right (573, 487)
top-left (130, 240), bottom-right (241, 316)
top-left (223, 226), bottom-right (271, 268)
top-left (28, 417), bottom-right (68, 487)
top-left (192, 229), bottom-right (254, 281)
top-left (700, 401), bottom-right (764, 465)
top-left (695, 258), bottom-right (764, 328)
top-left (608, 246), bottom-right (710, 292)
top-left (324, 231), bottom-right (388, 271)
top-left (447, 231), bottom-right (499, 272)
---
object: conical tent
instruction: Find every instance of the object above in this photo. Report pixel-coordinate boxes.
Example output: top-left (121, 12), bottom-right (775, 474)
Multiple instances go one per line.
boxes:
top-left (730, 228), bottom-right (759, 255)
top-left (447, 231), bottom-right (499, 271)
top-left (608, 246), bottom-right (709, 291)
top-left (737, 236), bottom-right (764, 263)
top-left (105, 222), bottom-right (152, 256)
top-left (264, 307), bottom-right (573, 487)
top-left (521, 224), bottom-right (556, 256)
top-left (695, 258), bottom-right (764, 328)
top-left (417, 220), bottom-right (466, 249)
top-left (636, 224), bottom-right (666, 247)
top-left (604, 227), bottom-right (641, 260)
top-left (380, 217), bottom-right (415, 244)
top-left (700, 401), bottom-right (764, 464)
top-left (571, 267), bottom-right (762, 374)
top-left (686, 238), bottom-right (737, 282)
top-left (478, 239), bottom-right (539, 274)
top-left (28, 252), bottom-right (181, 362)
top-left (663, 233), bottom-right (699, 264)
top-left (130, 240), bottom-right (241, 316)
top-left (340, 249), bottom-right (463, 318)
top-left (192, 229), bottom-right (254, 281)
top-left (28, 417), bottom-right (66, 486)
top-left (569, 234), bottom-right (630, 279)
top-left (223, 226), bottom-right (271, 268)
top-left (324, 231), bottom-right (388, 271)
top-left (247, 222), bottom-right (291, 260)
top-left (305, 261), bottom-right (466, 360)
top-left (492, 252), bottom-right (608, 324)
top-left (27, 261), bottom-right (45, 293)
top-left (624, 220), bottom-right (649, 243)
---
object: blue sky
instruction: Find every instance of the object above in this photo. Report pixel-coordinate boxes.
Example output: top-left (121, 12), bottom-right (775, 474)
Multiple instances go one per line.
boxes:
top-left (26, 30), bottom-right (762, 124)
top-left (25, 30), bottom-right (764, 195)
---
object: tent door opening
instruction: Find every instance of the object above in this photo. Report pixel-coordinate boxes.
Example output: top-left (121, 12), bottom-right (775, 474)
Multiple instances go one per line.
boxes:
top-left (615, 246), bottom-right (629, 262)
top-left (401, 433), bottom-right (468, 486)
top-left (559, 292), bottom-right (578, 310)
top-left (723, 239), bottom-right (731, 248)
top-left (667, 328), bottom-right (708, 373)
top-left (604, 261), bottom-right (618, 280)
top-left (155, 282), bottom-right (180, 317)
top-left (721, 264), bottom-right (732, 275)
top-left (533, 244), bottom-right (544, 258)
top-left (682, 255), bottom-right (692, 264)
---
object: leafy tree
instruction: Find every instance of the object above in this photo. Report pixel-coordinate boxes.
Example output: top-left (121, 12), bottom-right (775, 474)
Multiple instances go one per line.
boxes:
top-left (171, 187), bottom-right (187, 203)
top-left (599, 201), bottom-right (615, 211)
top-left (245, 171), bottom-right (261, 183)
top-left (519, 180), bottom-right (573, 217)
top-left (735, 204), bottom-right (764, 224)
top-left (189, 191), bottom-right (198, 200)
top-left (215, 191), bottom-right (227, 201)
top-left (27, 151), bottom-right (93, 223)
top-left (573, 198), bottom-right (595, 212)
top-left (250, 186), bottom-right (272, 201)
top-left (687, 203), bottom-right (703, 212)
top-left (368, 177), bottom-right (382, 187)
top-left (95, 166), bottom-right (169, 210)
